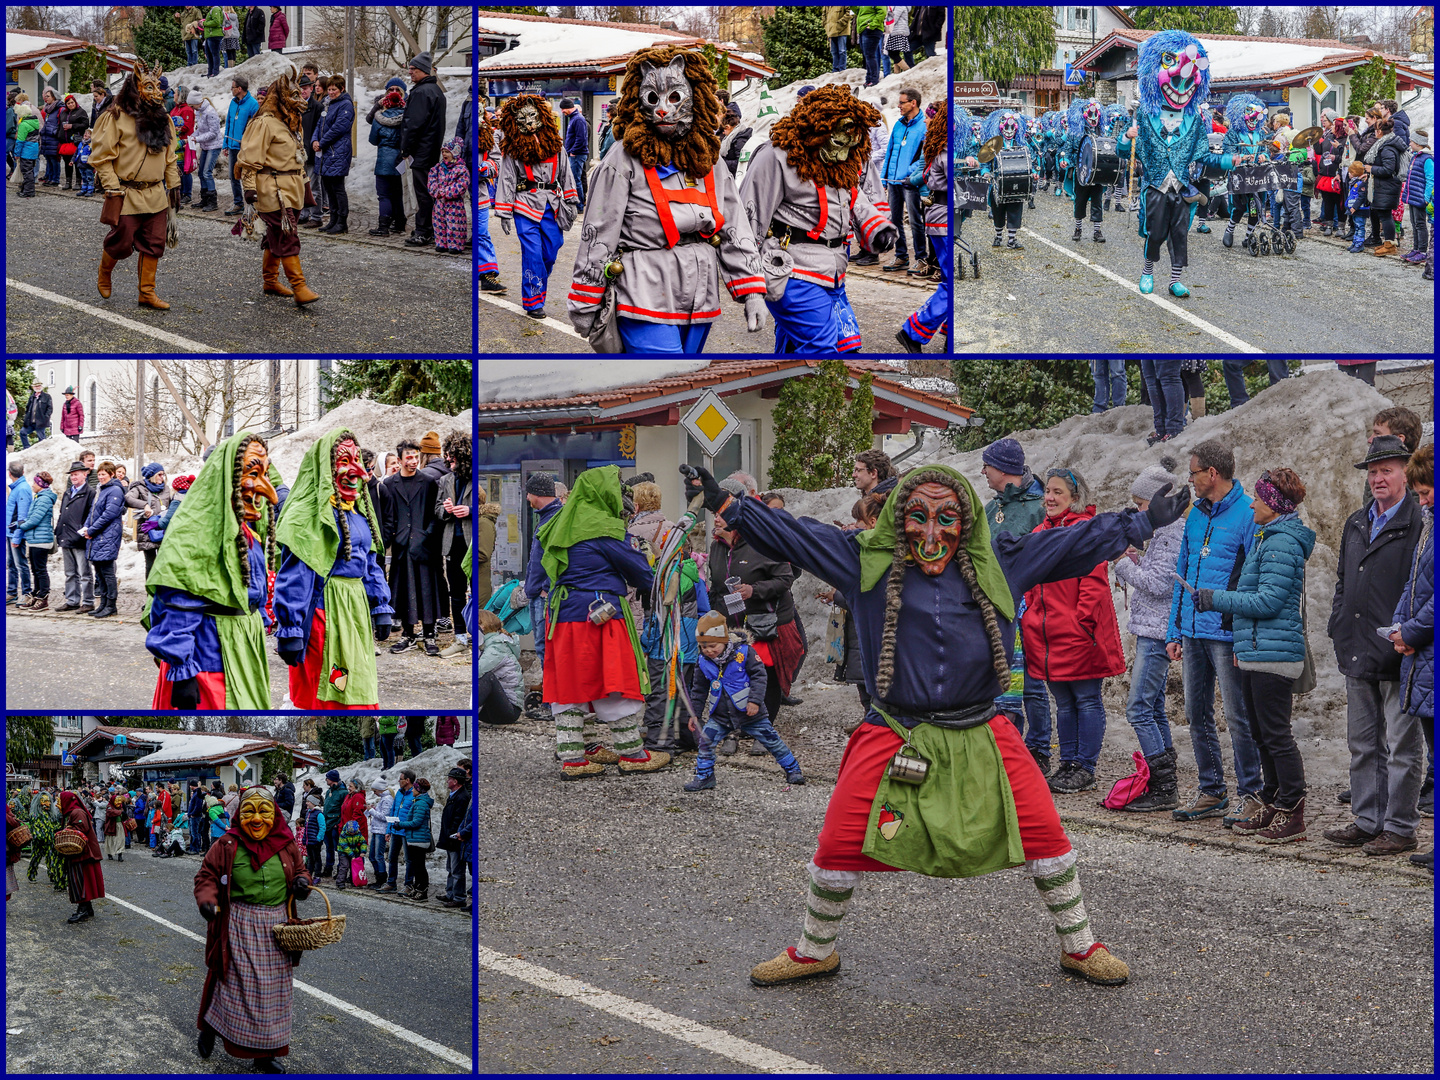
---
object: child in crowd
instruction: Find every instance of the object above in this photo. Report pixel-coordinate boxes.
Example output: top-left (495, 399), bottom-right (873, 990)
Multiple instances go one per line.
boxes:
top-left (300, 791), bottom-right (323, 878)
top-left (427, 136), bottom-right (470, 256)
top-left (640, 528), bottom-right (709, 755)
top-left (74, 128), bottom-right (95, 196)
top-left (1403, 127), bottom-right (1433, 265)
top-left (336, 818), bottom-right (366, 888)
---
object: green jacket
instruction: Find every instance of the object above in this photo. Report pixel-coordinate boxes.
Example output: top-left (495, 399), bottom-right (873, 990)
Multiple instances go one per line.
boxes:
top-left (824, 7), bottom-right (854, 37)
top-left (376, 716), bottom-right (398, 735)
top-left (359, 717), bottom-right (377, 739)
top-left (855, 6), bottom-right (885, 33)
top-left (321, 782), bottom-right (345, 827)
top-left (203, 7), bottom-right (223, 37)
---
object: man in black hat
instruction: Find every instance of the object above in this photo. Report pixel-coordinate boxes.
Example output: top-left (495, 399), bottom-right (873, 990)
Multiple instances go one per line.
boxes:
top-left (559, 97), bottom-right (589, 210)
top-left (55, 461), bottom-right (97, 612)
top-left (19, 379), bottom-right (51, 449)
top-left (1325, 434), bottom-right (1428, 856)
top-left (438, 766), bottom-right (470, 907)
top-left (400, 51), bottom-right (447, 248)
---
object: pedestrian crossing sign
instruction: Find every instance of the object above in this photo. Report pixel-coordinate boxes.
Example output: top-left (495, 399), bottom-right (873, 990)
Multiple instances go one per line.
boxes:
top-left (681, 390), bottom-right (741, 457)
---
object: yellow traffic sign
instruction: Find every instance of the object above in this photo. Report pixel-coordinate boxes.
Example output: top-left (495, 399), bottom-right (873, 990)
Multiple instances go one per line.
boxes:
top-left (681, 389), bottom-right (740, 457)
top-left (36, 58), bottom-right (57, 80)
top-left (233, 756), bottom-right (250, 775)
top-left (1307, 73), bottom-right (1331, 99)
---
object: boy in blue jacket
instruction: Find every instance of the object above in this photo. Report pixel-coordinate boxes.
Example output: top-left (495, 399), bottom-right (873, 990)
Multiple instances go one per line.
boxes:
top-left (684, 612), bottom-right (803, 792)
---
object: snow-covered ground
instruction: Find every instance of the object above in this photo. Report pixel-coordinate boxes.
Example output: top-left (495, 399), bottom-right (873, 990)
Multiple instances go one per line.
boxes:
top-left (476, 15), bottom-right (692, 68)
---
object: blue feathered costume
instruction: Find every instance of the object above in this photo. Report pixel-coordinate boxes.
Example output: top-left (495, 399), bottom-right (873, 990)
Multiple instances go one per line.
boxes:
top-left (1116, 30), bottom-right (1228, 297)
top-left (1062, 97), bottom-right (1109, 238)
top-left (1219, 93), bottom-right (1273, 243)
top-left (979, 108), bottom-right (1034, 248)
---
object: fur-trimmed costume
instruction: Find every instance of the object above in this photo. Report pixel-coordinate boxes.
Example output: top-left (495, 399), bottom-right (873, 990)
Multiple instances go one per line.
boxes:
top-left (739, 86), bottom-right (897, 355)
top-left (494, 94), bottom-right (580, 317)
top-left (89, 62), bottom-right (180, 309)
top-left (979, 108), bottom-right (1034, 248)
top-left (568, 46), bottom-right (765, 354)
top-left (899, 104), bottom-right (949, 350)
top-left (236, 74), bottom-right (319, 305)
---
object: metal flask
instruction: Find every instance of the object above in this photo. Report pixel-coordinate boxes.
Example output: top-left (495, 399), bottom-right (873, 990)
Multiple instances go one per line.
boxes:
top-left (588, 598), bottom-right (618, 625)
top-left (887, 743), bottom-right (930, 785)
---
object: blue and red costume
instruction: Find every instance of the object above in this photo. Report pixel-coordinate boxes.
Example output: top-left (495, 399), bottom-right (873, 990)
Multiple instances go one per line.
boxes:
top-left (541, 536), bottom-right (654, 704)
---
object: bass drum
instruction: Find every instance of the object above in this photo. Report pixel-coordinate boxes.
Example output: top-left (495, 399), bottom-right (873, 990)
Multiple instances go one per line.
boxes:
top-left (1200, 131), bottom-right (1227, 180)
top-left (1078, 135), bottom-right (1120, 187)
top-left (992, 148), bottom-right (1034, 202)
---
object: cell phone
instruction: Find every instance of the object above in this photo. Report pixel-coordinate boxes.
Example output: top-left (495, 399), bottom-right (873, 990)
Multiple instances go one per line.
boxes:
top-left (1171, 572), bottom-right (1197, 595)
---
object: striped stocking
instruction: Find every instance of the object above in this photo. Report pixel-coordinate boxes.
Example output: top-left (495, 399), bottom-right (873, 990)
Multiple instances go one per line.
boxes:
top-left (1029, 851), bottom-right (1097, 956)
top-left (607, 712), bottom-right (646, 760)
top-left (795, 861), bottom-right (860, 961)
top-left (555, 709), bottom-right (587, 765)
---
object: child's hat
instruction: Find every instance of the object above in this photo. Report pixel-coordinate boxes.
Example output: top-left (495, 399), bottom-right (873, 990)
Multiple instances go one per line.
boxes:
top-left (696, 611), bottom-right (728, 642)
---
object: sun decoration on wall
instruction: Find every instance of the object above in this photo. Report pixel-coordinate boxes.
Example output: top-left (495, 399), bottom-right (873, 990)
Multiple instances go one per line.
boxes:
top-left (619, 424), bottom-right (637, 460)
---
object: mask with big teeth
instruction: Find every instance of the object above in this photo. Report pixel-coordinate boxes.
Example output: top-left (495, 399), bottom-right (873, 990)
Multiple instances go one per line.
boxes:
top-left (1243, 104), bottom-right (1264, 131)
top-left (1084, 102), bottom-right (1102, 130)
top-left (638, 55), bottom-right (694, 139)
top-left (1156, 43), bottom-right (1208, 109)
top-left (903, 482), bottom-right (963, 576)
top-left (515, 102), bottom-right (542, 133)
top-left (333, 438), bottom-right (365, 506)
top-left (820, 117), bottom-right (861, 163)
top-left (238, 441), bottom-right (279, 523)
top-left (999, 114), bottom-right (1019, 143)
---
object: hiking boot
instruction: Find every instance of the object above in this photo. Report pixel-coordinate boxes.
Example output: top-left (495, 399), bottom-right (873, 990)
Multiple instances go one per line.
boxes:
top-left (1360, 830), bottom-right (1417, 857)
top-left (617, 750), bottom-right (671, 774)
top-left (750, 947), bottom-right (841, 987)
top-left (389, 634), bottom-right (417, 654)
top-left (559, 760), bottom-right (605, 781)
top-left (479, 271), bottom-right (508, 293)
top-left (1232, 802), bottom-right (1277, 834)
top-left (423, 635), bottom-right (441, 656)
top-left (1254, 799), bottom-right (1306, 844)
top-left (784, 769), bottom-right (806, 785)
top-left (1048, 764), bottom-right (1094, 793)
top-left (882, 258), bottom-right (910, 272)
top-left (1092, 226), bottom-right (1105, 243)
top-left (905, 258), bottom-right (930, 276)
top-left (1072, 221), bottom-right (1083, 241)
top-left (1060, 943), bottom-right (1129, 986)
top-left (1121, 748), bottom-right (1179, 812)
top-left (1418, 775), bottom-right (1433, 818)
top-left (1322, 822), bottom-right (1378, 847)
top-left (1172, 791), bottom-right (1229, 821)
top-left (1223, 794), bottom-right (1266, 829)
top-left (1029, 747), bottom-right (1051, 776)
top-left (584, 744), bottom-right (620, 766)
top-left (683, 774), bottom-right (716, 792)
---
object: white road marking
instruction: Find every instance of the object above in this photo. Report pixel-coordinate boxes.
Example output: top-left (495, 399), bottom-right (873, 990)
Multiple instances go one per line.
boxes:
top-left (476, 290), bottom-right (585, 339)
top-left (6, 278), bottom-right (223, 353)
top-left (1017, 228), bottom-right (1264, 354)
top-left (477, 944), bottom-right (828, 1074)
top-left (104, 893), bottom-right (471, 1070)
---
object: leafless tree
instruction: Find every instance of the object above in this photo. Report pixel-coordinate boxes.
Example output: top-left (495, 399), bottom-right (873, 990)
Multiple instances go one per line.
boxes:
top-left (384, 5), bottom-right (469, 68)
top-left (7, 6), bottom-right (64, 32)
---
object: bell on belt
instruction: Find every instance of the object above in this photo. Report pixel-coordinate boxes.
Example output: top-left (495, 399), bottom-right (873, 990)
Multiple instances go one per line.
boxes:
top-left (887, 744), bottom-right (929, 785)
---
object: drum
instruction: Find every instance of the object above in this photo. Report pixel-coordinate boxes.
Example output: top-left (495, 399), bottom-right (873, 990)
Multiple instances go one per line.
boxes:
top-left (1201, 132), bottom-right (1227, 180)
top-left (991, 148), bottom-right (1034, 202)
top-left (1078, 135), bottom-right (1120, 187)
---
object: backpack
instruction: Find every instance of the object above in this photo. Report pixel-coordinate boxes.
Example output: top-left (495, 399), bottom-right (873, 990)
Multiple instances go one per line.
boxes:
top-left (1102, 751), bottom-right (1152, 809)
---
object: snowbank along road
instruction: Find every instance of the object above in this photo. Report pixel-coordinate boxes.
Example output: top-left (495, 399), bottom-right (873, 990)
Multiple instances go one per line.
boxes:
top-left (5, 850), bottom-right (471, 1072)
top-left (955, 188), bottom-right (1434, 354)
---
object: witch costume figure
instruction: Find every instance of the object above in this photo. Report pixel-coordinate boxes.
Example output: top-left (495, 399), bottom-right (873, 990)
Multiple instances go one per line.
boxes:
top-left (145, 431), bottom-right (280, 710)
top-left (681, 463), bottom-right (1191, 989)
top-left (26, 792), bottom-right (66, 890)
top-left (1116, 31), bottom-right (1219, 297)
top-left (89, 61), bottom-right (180, 309)
top-left (194, 785), bottom-right (312, 1074)
top-left (274, 429), bottom-right (393, 710)
top-left (567, 46), bottom-right (766, 354)
top-left (896, 102), bottom-right (949, 353)
top-left (58, 790), bottom-right (106, 924)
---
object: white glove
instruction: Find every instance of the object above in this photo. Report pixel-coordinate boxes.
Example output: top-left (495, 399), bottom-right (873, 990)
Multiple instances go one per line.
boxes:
top-left (500, 217), bottom-right (511, 236)
top-left (743, 293), bottom-right (767, 333)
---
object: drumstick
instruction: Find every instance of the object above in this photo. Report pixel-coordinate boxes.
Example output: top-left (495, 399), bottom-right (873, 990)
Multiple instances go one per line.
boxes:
top-left (1127, 124), bottom-right (1138, 215)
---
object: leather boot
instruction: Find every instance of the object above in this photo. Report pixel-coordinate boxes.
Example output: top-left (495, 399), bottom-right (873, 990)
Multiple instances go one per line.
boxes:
top-left (137, 254), bottom-right (169, 309)
top-left (262, 249), bottom-right (293, 297)
top-left (97, 252), bottom-right (117, 298)
top-left (1121, 748), bottom-right (1180, 812)
top-left (368, 215), bottom-right (392, 236)
top-left (280, 255), bottom-right (319, 305)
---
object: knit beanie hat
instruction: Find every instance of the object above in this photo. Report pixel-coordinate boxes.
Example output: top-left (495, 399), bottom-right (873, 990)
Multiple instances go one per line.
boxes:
top-left (419, 430), bottom-right (443, 455)
top-left (170, 474), bottom-right (196, 492)
top-left (526, 472), bottom-right (557, 498)
top-left (188, 90), bottom-right (202, 106)
top-left (696, 611), bottom-right (728, 642)
top-left (325, 769), bottom-right (341, 783)
top-left (1132, 456), bottom-right (1181, 502)
top-left (981, 437), bottom-right (1026, 476)
top-left (142, 462), bottom-right (165, 480)
top-left (409, 51), bottom-right (432, 75)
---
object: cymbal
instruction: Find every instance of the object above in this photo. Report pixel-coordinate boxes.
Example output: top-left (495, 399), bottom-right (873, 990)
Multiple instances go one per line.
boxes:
top-left (976, 134), bottom-right (1004, 163)
top-left (1290, 125), bottom-right (1322, 148)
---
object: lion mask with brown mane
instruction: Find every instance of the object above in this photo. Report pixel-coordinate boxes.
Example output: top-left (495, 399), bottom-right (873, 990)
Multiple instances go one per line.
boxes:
top-left (768, 85), bottom-right (881, 189)
top-left (497, 94), bottom-right (562, 166)
top-left (256, 73), bottom-right (304, 135)
top-left (611, 46), bottom-right (721, 182)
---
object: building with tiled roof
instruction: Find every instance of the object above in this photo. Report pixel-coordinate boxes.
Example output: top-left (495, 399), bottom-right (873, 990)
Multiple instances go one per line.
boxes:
top-left (70, 726), bottom-right (323, 787)
top-left (5, 27), bottom-right (136, 102)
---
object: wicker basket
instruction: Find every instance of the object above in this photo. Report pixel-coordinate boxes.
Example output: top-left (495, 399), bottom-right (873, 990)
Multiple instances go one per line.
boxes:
top-left (7, 824), bottom-right (32, 848)
top-left (271, 887), bottom-right (346, 952)
top-left (53, 827), bottom-right (87, 856)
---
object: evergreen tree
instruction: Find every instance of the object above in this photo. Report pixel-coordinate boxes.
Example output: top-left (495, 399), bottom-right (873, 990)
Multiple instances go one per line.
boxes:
top-left (266, 743), bottom-right (296, 784)
top-left (68, 46), bottom-right (108, 95)
top-left (322, 359), bottom-right (472, 416)
top-left (131, 7), bottom-right (186, 69)
top-left (6, 359), bottom-right (37, 403)
top-left (953, 7), bottom-right (1056, 88)
top-left (948, 356), bottom-right (1097, 452)
top-left (316, 718), bottom-right (364, 769)
top-left (7, 716), bottom-right (55, 772)
top-left (1348, 56), bottom-right (1397, 116)
top-left (759, 6), bottom-right (832, 88)
top-left (1131, 7), bottom-right (1240, 34)
top-left (768, 361), bottom-right (876, 490)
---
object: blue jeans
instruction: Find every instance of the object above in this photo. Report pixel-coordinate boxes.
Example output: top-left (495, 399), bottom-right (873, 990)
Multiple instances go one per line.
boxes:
top-left (695, 712), bottom-right (797, 778)
top-left (197, 147), bottom-right (220, 193)
top-left (1049, 678), bottom-right (1107, 771)
top-left (1022, 671), bottom-right (1052, 757)
top-left (230, 172), bottom-right (244, 208)
top-left (829, 35), bottom-right (849, 72)
top-left (368, 832), bottom-right (388, 881)
top-left (1222, 356), bottom-right (1290, 407)
top-left (1139, 355), bottom-right (1185, 436)
top-left (18, 425), bottom-right (47, 448)
top-left (203, 36), bottom-right (220, 78)
top-left (184, 38), bottom-right (199, 66)
top-left (180, 168), bottom-right (192, 199)
top-left (1180, 636), bottom-right (1263, 798)
top-left (881, 52), bottom-right (891, 77)
top-left (859, 29), bottom-right (884, 85)
top-left (1091, 356), bottom-right (1126, 412)
top-left (530, 596), bottom-right (549, 679)
top-left (362, 736), bottom-right (376, 760)
top-left (387, 830), bottom-right (408, 886)
top-left (888, 183), bottom-right (924, 262)
top-left (569, 153), bottom-right (588, 208)
top-left (8, 541), bottom-right (31, 598)
top-left (1125, 636), bottom-right (1174, 758)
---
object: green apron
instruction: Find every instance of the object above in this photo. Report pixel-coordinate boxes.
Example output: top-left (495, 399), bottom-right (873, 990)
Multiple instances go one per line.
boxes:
top-left (861, 708), bottom-right (1026, 878)
top-left (316, 576), bottom-right (379, 706)
top-left (215, 610), bottom-right (271, 710)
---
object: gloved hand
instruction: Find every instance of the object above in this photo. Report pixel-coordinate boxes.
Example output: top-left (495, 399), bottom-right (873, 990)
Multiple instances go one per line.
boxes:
top-left (680, 464), bottom-right (728, 514)
top-left (291, 876), bottom-right (312, 901)
top-left (1145, 483), bottom-right (1191, 530)
top-left (277, 636), bottom-right (305, 667)
top-left (500, 217), bottom-right (511, 236)
top-left (743, 293), bottom-right (767, 333)
top-left (198, 901), bottom-right (218, 922)
top-left (1194, 588), bottom-right (1215, 613)
top-left (244, 189), bottom-right (256, 204)
top-left (171, 676), bottom-right (200, 711)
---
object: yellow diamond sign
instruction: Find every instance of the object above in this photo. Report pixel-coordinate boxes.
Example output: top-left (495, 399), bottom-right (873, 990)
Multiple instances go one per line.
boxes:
top-left (233, 756), bottom-right (250, 775)
top-left (681, 389), bottom-right (740, 457)
top-left (1307, 73), bottom-right (1330, 99)
top-left (37, 58), bottom-right (57, 80)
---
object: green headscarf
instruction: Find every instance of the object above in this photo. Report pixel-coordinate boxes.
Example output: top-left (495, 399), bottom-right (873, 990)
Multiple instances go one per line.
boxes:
top-left (855, 464), bottom-right (1016, 621)
top-left (274, 428), bottom-right (383, 577)
top-left (146, 431), bottom-right (265, 613)
top-left (537, 465), bottom-right (627, 590)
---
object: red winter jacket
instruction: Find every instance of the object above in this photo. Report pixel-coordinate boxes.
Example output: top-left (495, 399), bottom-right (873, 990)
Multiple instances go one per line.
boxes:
top-left (1020, 507), bottom-right (1127, 682)
top-left (340, 791), bottom-right (369, 839)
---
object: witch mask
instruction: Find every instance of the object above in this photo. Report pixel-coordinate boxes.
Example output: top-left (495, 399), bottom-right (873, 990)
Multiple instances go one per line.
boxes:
top-left (903, 481), bottom-right (963, 576)
top-left (333, 439), bottom-right (366, 506)
top-left (638, 55), bottom-right (694, 139)
top-left (239, 440), bottom-right (280, 523)
top-left (238, 792), bottom-right (276, 840)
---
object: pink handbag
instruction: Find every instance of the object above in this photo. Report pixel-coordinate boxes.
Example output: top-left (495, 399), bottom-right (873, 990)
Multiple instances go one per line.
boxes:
top-left (350, 856), bottom-right (367, 887)
top-left (1102, 751), bottom-right (1151, 809)
top-left (183, 140), bottom-right (196, 173)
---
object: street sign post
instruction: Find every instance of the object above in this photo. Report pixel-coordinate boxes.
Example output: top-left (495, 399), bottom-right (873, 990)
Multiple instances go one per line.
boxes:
top-left (233, 756), bottom-right (250, 776)
top-left (61, 752), bottom-right (76, 768)
top-left (1063, 63), bottom-right (1086, 88)
top-left (680, 390), bottom-right (741, 458)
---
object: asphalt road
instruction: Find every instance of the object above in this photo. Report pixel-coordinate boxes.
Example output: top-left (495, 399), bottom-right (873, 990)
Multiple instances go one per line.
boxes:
top-left (4, 606), bottom-right (469, 710)
top-left (475, 222), bottom-right (946, 356)
top-left (6, 188), bottom-right (471, 355)
top-left (474, 725), bottom-right (1433, 1074)
top-left (5, 847), bottom-right (471, 1073)
top-left (955, 186), bottom-right (1435, 354)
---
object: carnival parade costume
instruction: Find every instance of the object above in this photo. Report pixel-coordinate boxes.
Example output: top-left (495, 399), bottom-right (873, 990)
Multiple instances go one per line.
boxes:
top-left (682, 465), bottom-right (1192, 989)
top-left (739, 85), bottom-right (896, 355)
top-left (1219, 94), bottom-right (1273, 250)
top-left (475, 112), bottom-right (506, 293)
top-left (567, 47), bottom-right (767, 354)
top-left (898, 102), bottom-right (949, 351)
top-left (89, 62), bottom-right (180, 309)
top-left (494, 94), bottom-right (580, 318)
top-left (980, 109), bottom-right (1035, 249)
top-left (1062, 98), bottom-right (1109, 242)
top-left (144, 432), bottom-right (279, 710)
top-left (274, 429), bottom-right (394, 710)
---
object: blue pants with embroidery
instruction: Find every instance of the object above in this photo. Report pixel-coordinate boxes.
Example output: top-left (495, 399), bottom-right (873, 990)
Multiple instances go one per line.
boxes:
top-left (515, 208), bottom-right (563, 313)
top-left (695, 712), bottom-right (797, 779)
top-left (903, 235), bottom-right (951, 344)
top-left (834, 280), bottom-right (862, 351)
top-left (475, 205), bottom-right (498, 275)
top-left (617, 317), bottom-right (712, 354)
top-left (769, 277), bottom-right (842, 355)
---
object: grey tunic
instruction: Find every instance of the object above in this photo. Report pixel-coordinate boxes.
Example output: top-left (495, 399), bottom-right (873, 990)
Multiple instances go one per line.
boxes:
top-left (923, 155), bottom-right (948, 236)
top-left (494, 147), bottom-right (579, 230)
top-left (739, 141), bottom-right (897, 288)
top-left (567, 143), bottom-right (764, 333)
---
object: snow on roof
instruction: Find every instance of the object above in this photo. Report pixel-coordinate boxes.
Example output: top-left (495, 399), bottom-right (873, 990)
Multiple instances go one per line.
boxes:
top-left (477, 16), bottom-right (694, 69)
top-left (7, 31), bottom-right (84, 60)
top-left (476, 361), bottom-right (709, 403)
top-left (128, 733), bottom-right (262, 767)
top-left (1203, 38), bottom-right (1362, 80)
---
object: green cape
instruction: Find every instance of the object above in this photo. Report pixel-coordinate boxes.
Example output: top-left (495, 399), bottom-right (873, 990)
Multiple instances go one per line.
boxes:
top-left (146, 431), bottom-right (262, 613)
top-left (274, 429), bottom-right (384, 577)
top-left (537, 465), bottom-right (627, 590)
top-left (855, 464), bottom-right (1016, 621)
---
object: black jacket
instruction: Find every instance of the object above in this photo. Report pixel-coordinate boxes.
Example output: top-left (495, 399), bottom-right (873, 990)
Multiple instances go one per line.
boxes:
top-left (243, 6), bottom-right (266, 49)
top-left (379, 471), bottom-right (437, 558)
top-left (274, 781), bottom-right (295, 817)
top-left (1328, 492), bottom-right (1426, 681)
top-left (437, 781), bottom-right (469, 850)
top-left (55, 481), bottom-right (94, 549)
top-left (454, 96), bottom-right (472, 160)
top-left (709, 533), bottom-right (797, 628)
top-left (400, 75), bottom-right (446, 170)
top-left (23, 390), bottom-right (52, 430)
top-left (1367, 132), bottom-right (1406, 212)
top-left (90, 93), bottom-right (113, 126)
top-left (722, 126), bottom-right (752, 178)
top-left (910, 6), bottom-right (945, 44)
top-left (300, 94), bottom-right (322, 168)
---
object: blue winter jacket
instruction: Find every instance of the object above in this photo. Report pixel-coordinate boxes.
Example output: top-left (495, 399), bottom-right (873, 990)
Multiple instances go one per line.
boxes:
top-left (316, 93), bottom-right (355, 177)
top-left (522, 499), bottom-right (563, 600)
top-left (6, 476), bottom-right (34, 544)
top-left (16, 487), bottom-right (57, 546)
top-left (368, 106), bottom-right (405, 176)
top-left (395, 790), bottom-right (433, 845)
top-left (388, 786), bottom-right (415, 841)
top-left (82, 478), bottom-right (127, 562)
top-left (223, 92), bottom-right (257, 151)
top-left (1168, 480), bottom-right (1254, 643)
top-left (881, 111), bottom-right (925, 186)
top-left (1208, 514), bottom-right (1316, 667)
top-left (1394, 513), bottom-right (1433, 720)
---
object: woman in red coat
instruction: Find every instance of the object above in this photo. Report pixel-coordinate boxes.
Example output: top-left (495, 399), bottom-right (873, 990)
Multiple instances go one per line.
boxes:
top-left (58, 790), bottom-right (106, 923)
top-left (338, 781), bottom-right (369, 837)
top-left (1021, 468), bottom-right (1126, 794)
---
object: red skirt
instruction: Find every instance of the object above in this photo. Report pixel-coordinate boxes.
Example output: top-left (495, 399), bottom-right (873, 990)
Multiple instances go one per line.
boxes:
top-left (67, 857), bottom-right (106, 902)
top-left (152, 664), bottom-right (228, 710)
top-left (813, 715), bottom-right (1073, 872)
top-left (287, 609), bottom-right (378, 711)
top-left (542, 619), bottom-right (644, 703)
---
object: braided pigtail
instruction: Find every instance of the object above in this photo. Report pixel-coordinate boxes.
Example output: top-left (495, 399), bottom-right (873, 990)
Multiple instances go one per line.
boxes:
top-left (951, 491), bottom-right (1011, 686)
top-left (263, 501), bottom-right (277, 572)
top-left (231, 440), bottom-right (251, 591)
top-left (873, 512), bottom-right (910, 701)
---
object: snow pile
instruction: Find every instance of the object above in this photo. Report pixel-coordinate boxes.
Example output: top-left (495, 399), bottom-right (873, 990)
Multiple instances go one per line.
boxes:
top-left (5, 32), bottom-right (78, 59)
top-left (5, 433), bottom-right (96, 488)
top-left (773, 370), bottom-right (1399, 741)
top-left (266, 397), bottom-right (463, 486)
top-left (476, 15), bottom-right (692, 68)
top-left (130, 732), bottom-right (262, 767)
top-left (1199, 37), bottom-right (1358, 80)
top-left (475, 360), bottom-right (709, 403)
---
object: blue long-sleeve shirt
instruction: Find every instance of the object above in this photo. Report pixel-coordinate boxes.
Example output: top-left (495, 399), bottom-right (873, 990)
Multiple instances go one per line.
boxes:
top-left (724, 495), bottom-right (1152, 725)
top-left (273, 507), bottom-right (394, 650)
top-left (146, 536), bottom-right (270, 681)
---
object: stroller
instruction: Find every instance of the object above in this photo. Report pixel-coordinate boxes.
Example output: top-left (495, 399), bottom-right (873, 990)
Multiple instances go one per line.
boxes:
top-left (1229, 159), bottom-right (1299, 257)
top-left (955, 175), bottom-right (986, 280)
